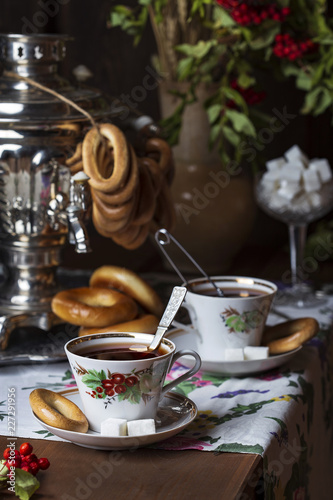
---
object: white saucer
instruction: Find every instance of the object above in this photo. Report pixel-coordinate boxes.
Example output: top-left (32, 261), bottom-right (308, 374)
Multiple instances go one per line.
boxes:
top-left (166, 327), bottom-right (302, 376)
top-left (33, 388), bottom-right (197, 450)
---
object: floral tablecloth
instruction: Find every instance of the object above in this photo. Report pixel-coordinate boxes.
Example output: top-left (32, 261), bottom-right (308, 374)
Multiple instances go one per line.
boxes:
top-left (1, 299), bottom-right (333, 500)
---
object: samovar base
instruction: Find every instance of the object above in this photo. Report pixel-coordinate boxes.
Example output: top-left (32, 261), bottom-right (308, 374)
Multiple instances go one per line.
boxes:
top-left (0, 234), bottom-right (67, 349)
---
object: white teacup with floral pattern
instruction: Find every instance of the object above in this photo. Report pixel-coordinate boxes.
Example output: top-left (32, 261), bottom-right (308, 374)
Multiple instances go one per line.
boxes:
top-left (65, 332), bottom-right (201, 432)
top-left (180, 276), bottom-right (277, 361)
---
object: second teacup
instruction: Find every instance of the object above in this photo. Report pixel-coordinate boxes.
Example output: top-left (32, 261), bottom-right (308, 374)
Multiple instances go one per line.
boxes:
top-left (180, 276), bottom-right (277, 361)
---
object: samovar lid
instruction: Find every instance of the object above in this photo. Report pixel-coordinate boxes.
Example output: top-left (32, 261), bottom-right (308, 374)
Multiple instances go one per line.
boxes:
top-left (0, 33), bottom-right (111, 123)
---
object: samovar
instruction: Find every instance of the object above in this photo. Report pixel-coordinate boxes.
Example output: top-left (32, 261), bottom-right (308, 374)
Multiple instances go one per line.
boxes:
top-left (0, 33), bottom-right (114, 348)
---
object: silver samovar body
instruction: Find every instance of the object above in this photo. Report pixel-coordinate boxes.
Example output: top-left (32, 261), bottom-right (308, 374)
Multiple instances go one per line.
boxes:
top-left (0, 33), bottom-right (110, 324)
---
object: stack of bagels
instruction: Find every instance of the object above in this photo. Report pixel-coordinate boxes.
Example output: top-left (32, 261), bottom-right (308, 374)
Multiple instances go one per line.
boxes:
top-left (51, 265), bottom-right (163, 336)
top-left (66, 123), bottom-right (175, 250)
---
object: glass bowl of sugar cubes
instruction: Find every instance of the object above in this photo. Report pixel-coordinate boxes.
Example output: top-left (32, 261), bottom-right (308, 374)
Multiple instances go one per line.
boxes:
top-left (255, 144), bottom-right (333, 308)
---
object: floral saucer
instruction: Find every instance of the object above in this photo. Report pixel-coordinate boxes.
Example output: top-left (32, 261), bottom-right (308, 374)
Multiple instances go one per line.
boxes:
top-left (166, 326), bottom-right (302, 376)
top-left (33, 388), bottom-right (197, 451)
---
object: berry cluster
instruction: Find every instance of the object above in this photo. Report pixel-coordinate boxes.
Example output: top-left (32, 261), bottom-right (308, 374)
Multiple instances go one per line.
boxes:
top-left (89, 373), bottom-right (138, 398)
top-left (273, 33), bottom-right (318, 60)
top-left (229, 79), bottom-right (266, 107)
top-left (3, 442), bottom-right (50, 476)
top-left (217, 1), bottom-right (290, 26)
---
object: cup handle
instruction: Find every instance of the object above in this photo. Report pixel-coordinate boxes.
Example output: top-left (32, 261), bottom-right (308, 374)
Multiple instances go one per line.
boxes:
top-left (161, 349), bottom-right (201, 396)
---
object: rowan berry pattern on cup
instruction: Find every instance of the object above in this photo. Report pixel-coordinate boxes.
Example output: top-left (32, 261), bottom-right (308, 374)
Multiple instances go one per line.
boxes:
top-left (75, 363), bottom-right (162, 406)
top-left (2, 442), bottom-right (50, 476)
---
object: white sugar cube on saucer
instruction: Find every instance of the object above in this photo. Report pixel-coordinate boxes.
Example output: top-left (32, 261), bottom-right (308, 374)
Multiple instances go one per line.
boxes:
top-left (100, 417), bottom-right (127, 436)
top-left (265, 157), bottom-right (286, 170)
top-left (284, 145), bottom-right (309, 165)
top-left (127, 419), bottom-right (156, 436)
top-left (224, 348), bottom-right (244, 361)
top-left (309, 159), bottom-right (332, 183)
top-left (302, 169), bottom-right (321, 192)
top-left (244, 346), bottom-right (269, 360)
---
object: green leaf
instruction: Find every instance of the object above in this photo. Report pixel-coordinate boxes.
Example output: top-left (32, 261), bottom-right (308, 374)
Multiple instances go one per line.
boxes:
top-left (176, 40), bottom-right (217, 59)
top-left (177, 57), bottom-right (194, 81)
top-left (222, 125), bottom-right (241, 147)
top-left (237, 73), bottom-right (256, 88)
top-left (296, 71), bottom-right (313, 91)
top-left (213, 7), bottom-right (236, 28)
top-left (301, 86), bottom-right (324, 113)
top-left (225, 109), bottom-right (256, 137)
top-left (206, 103), bottom-right (222, 124)
top-left (15, 469), bottom-right (40, 500)
top-left (248, 25), bottom-right (280, 50)
top-left (314, 87), bottom-right (332, 115)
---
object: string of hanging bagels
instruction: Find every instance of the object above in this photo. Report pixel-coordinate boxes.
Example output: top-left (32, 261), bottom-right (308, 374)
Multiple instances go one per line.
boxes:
top-left (3, 70), bottom-right (176, 250)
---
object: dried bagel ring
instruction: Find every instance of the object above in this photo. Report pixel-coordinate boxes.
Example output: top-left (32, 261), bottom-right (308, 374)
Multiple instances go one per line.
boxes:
top-left (82, 123), bottom-right (130, 193)
top-left (90, 265), bottom-right (163, 316)
top-left (66, 142), bottom-right (83, 167)
top-left (132, 159), bottom-right (156, 226)
top-left (51, 286), bottom-right (138, 327)
top-left (151, 182), bottom-right (176, 232)
top-left (29, 388), bottom-right (89, 433)
top-left (107, 223), bottom-right (142, 247)
top-left (69, 160), bottom-right (84, 175)
top-left (262, 317), bottom-right (319, 354)
top-left (119, 222), bottom-right (150, 250)
top-left (92, 202), bottom-right (131, 234)
top-left (93, 144), bottom-right (139, 206)
top-left (91, 188), bottom-right (135, 222)
top-left (141, 156), bottom-right (163, 194)
top-left (145, 137), bottom-right (173, 176)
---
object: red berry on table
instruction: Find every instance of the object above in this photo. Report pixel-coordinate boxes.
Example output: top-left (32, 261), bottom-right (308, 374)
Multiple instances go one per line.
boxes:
top-left (21, 466), bottom-right (31, 474)
top-left (38, 457), bottom-right (50, 470)
top-left (25, 453), bottom-right (38, 464)
top-left (29, 462), bottom-right (40, 476)
top-left (3, 448), bottom-right (11, 460)
top-left (19, 442), bottom-right (33, 456)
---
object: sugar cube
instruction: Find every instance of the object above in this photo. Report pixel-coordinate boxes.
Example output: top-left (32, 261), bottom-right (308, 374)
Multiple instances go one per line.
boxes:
top-left (265, 157), bottom-right (286, 170)
top-left (244, 346), bottom-right (269, 360)
top-left (100, 417), bottom-right (127, 436)
top-left (284, 145), bottom-right (309, 166)
top-left (224, 348), bottom-right (244, 361)
top-left (302, 169), bottom-right (321, 192)
top-left (127, 419), bottom-right (156, 436)
top-left (277, 183), bottom-right (300, 200)
top-left (309, 159), bottom-right (332, 183)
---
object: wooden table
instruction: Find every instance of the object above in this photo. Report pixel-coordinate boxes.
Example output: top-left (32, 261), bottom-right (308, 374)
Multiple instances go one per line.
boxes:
top-left (0, 436), bottom-right (263, 499)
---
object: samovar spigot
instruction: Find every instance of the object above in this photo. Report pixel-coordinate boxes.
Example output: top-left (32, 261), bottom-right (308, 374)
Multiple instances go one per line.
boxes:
top-left (47, 160), bottom-right (91, 253)
top-left (66, 173), bottom-right (92, 253)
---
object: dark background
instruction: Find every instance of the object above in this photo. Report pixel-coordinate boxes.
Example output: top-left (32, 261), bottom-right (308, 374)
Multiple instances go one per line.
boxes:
top-left (1, 0), bottom-right (332, 282)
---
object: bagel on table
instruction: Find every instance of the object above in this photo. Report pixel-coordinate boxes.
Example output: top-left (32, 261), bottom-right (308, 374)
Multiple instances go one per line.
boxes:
top-left (90, 265), bottom-right (164, 317)
top-left (51, 286), bottom-right (138, 328)
top-left (29, 388), bottom-right (88, 433)
top-left (262, 317), bottom-right (319, 355)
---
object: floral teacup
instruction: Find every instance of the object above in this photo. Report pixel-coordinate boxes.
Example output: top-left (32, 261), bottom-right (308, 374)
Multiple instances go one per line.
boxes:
top-left (65, 332), bottom-right (201, 432)
top-left (180, 276), bottom-right (277, 361)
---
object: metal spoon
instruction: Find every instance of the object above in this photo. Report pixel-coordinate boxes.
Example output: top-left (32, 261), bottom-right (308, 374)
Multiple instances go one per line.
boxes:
top-left (145, 285), bottom-right (187, 352)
